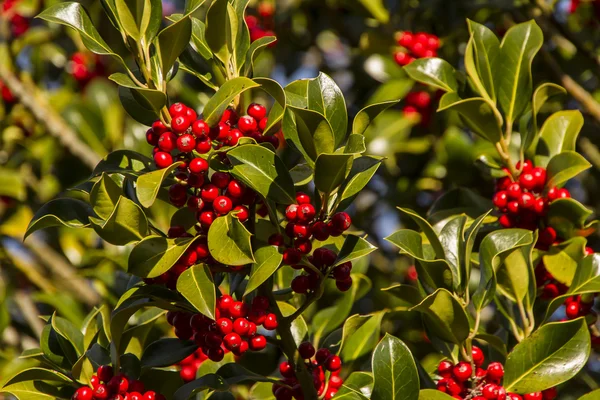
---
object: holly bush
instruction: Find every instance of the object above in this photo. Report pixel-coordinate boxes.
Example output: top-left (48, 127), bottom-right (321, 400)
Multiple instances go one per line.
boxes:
top-left (1, 0), bottom-right (600, 399)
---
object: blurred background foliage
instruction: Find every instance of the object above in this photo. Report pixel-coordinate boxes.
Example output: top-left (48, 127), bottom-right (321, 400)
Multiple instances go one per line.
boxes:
top-left (1, 0), bottom-right (600, 397)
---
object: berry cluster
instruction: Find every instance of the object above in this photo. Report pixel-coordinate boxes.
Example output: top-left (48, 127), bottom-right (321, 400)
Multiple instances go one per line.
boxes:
top-left (70, 52), bottom-right (105, 85)
top-left (245, 1), bottom-right (276, 45)
top-left (177, 347), bottom-right (209, 382)
top-left (2, 0), bottom-right (30, 37)
top-left (72, 365), bottom-right (165, 400)
top-left (436, 347), bottom-right (556, 400)
top-left (493, 160), bottom-right (570, 233)
top-left (167, 295), bottom-right (276, 361)
top-left (393, 31), bottom-right (440, 66)
top-left (272, 343), bottom-right (342, 400)
top-left (403, 90), bottom-right (433, 125)
top-left (289, 247), bottom-right (353, 294)
top-left (147, 102), bottom-right (278, 170)
top-left (564, 294), bottom-right (597, 322)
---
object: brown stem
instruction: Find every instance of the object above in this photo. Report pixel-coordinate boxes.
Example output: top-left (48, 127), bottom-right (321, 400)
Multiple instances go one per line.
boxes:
top-left (0, 66), bottom-right (101, 169)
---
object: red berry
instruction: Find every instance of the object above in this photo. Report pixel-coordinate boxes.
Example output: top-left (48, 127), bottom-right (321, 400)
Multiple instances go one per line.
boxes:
top-left (565, 301), bottom-right (580, 319)
top-left (336, 277), bottom-right (352, 292)
top-left (293, 224), bottom-right (310, 238)
top-left (172, 115), bottom-right (191, 133)
top-left (507, 201), bottom-right (519, 215)
top-left (398, 32), bottom-right (414, 47)
top-left (547, 187), bottom-right (560, 201)
top-left (332, 262), bottom-right (352, 280)
top-left (295, 238), bottom-right (312, 254)
top-left (223, 332), bottom-right (242, 350)
top-left (195, 139), bottom-right (212, 154)
top-left (556, 188), bottom-right (570, 199)
top-left (292, 276), bottom-right (310, 294)
top-left (279, 361), bottom-right (295, 378)
top-left (238, 115), bottom-right (258, 133)
top-left (268, 233), bottom-right (284, 246)
top-left (192, 120), bottom-right (210, 138)
top-left (198, 211), bottom-right (215, 228)
top-left (146, 129), bottom-right (159, 146)
top-left (227, 180), bottom-right (245, 198)
top-left (394, 51), bottom-right (411, 65)
top-left (493, 191), bottom-right (508, 209)
top-left (93, 384), bottom-right (109, 399)
top-left (297, 203), bottom-right (316, 222)
top-left (325, 388), bottom-right (338, 400)
top-left (499, 214), bottom-right (513, 228)
top-left (200, 184), bottom-right (219, 203)
top-left (219, 294), bottom-right (234, 311)
top-left (213, 196), bottom-right (233, 215)
top-left (507, 182), bottom-right (522, 199)
top-left (152, 120), bottom-right (169, 135)
top-left (298, 342), bottom-right (316, 359)
top-left (258, 117), bottom-right (268, 131)
top-left (220, 108), bottom-right (238, 125)
top-left (177, 134), bottom-right (196, 152)
top-left (226, 128), bottom-right (243, 146)
top-left (230, 301), bottom-right (249, 318)
top-left (482, 383), bottom-right (499, 399)
top-left (509, 395), bottom-right (524, 400)
top-left (531, 167), bottom-right (547, 190)
top-left (519, 192), bottom-right (535, 209)
top-left (232, 205), bottom-right (248, 222)
top-left (311, 221), bottom-right (330, 241)
top-left (315, 348), bottom-right (331, 364)
top-left (210, 172), bottom-right (230, 189)
top-left (542, 283), bottom-right (560, 299)
top-left (542, 388), bottom-right (557, 400)
top-left (325, 355), bottom-right (342, 371)
top-left (296, 192), bottom-right (311, 204)
top-left (249, 335), bottom-right (267, 351)
top-left (313, 247), bottom-right (337, 267)
top-left (169, 102), bottom-right (186, 117)
top-left (247, 103), bottom-right (267, 121)
top-left (516, 159), bottom-right (533, 173)
top-left (283, 248), bottom-right (302, 265)
top-left (97, 365), bottom-right (113, 382)
top-left (331, 212), bottom-right (351, 231)
top-left (524, 393), bottom-right (543, 400)
top-left (438, 360), bottom-right (453, 377)
top-left (519, 173), bottom-right (536, 191)
top-left (285, 204), bottom-right (298, 221)
top-left (263, 313), bottom-right (278, 330)
top-left (206, 347), bottom-right (225, 362)
top-left (180, 366), bottom-right (195, 382)
top-left (487, 362), bottom-right (504, 380)
top-left (426, 35), bottom-right (440, 50)
top-left (73, 387), bottom-right (93, 400)
top-left (158, 132), bottom-right (177, 152)
top-left (452, 361), bottom-right (472, 381)
top-left (472, 346), bottom-right (484, 367)
top-left (154, 151), bottom-right (173, 168)
top-left (538, 227), bottom-right (557, 246)
top-left (533, 197), bottom-right (547, 216)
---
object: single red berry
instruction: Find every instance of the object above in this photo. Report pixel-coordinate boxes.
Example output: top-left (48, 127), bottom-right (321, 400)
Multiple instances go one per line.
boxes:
top-left (298, 342), bottom-right (316, 359)
top-left (331, 212), bottom-right (351, 231)
top-left (263, 313), bottom-right (278, 330)
top-left (93, 384), bottom-right (109, 399)
top-left (232, 318), bottom-right (249, 336)
top-left (333, 262), bottom-right (352, 280)
top-left (292, 224), bottom-right (310, 239)
top-left (533, 197), bottom-right (547, 216)
top-left (493, 191), bottom-right (508, 209)
top-left (188, 158), bottom-right (208, 175)
top-left (565, 301), bottom-right (580, 319)
top-left (172, 115), bottom-right (191, 133)
top-left (146, 129), bottom-right (159, 146)
top-left (201, 184), bottom-right (220, 203)
top-left (538, 227), bottom-right (557, 246)
top-left (233, 205), bottom-right (249, 222)
top-left (531, 167), bottom-right (547, 190)
top-left (324, 388), bottom-right (338, 400)
top-left (249, 335), bottom-right (267, 351)
top-left (542, 388), bottom-right (557, 400)
top-left (482, 383), bottom-right (499, 399)
top-left (206, 347), bottom-right (225, 362)
top-left (315, 348), bottom-right (331, 364)
top-left (258, 117), bottom-right (268, 131)
top-left (198, 211), bottom-right (215, 228)
top-left (487, 362), bottom-right (504, 381)
top-left (226, 128), bottom-right (243, 146)
top-left (507, 182), bottom-right (522, 199)
top-left (195, 139), bottom-right (212, 154)
top-left (329, 375), bottom-right (344, 389)
top-left (499, 214), bottom-right (513, 228)
top-left (336, 277), bottom-right (353, 292)
top-left (223, 332), bottom-right (242, 350)
top-left (524, 393), bottom-right (543, 400)
top-left (283, 248), bottom-right (302, 265)
top-left (169, 102), bottom-right (186, 117)
top-left (220, 108), bottom-right (238, 125)
top-left (219, 294), bottom-right (234, 311)
top-left (547, 187), bottom-right (560, 201)
top-left (230, 301), bottom-right (249, 318)
top-left (295, 238), bottom-right (312, 254)
top-left (143, 391), bottom-right (157, 400)
top-left (213, 196), bottom-right (233, 215)
top-left (177, 133), bottom-right (196, 153)
top-left (292, 275), bottom-right (310, 294)
top-left (285, 204), bottom-right (299, 221)
top-left (154, 151), bottom-right (173, 169)
top-left (542, 283), bottom-right (560, 299)
top-left (169, 184), bottom-right (187, 202)
top-left (507, 201), bottom-right (519, 215)
top-left (516, 159), bottom-right (533, 173)
top-left (470, 346), bottom-right (484, 367)
top-left (325, 355), bottom-right (342, 371)
top-left (556, 188), bottom-right (571, 199)
top-left (192, 119), bottom-right (210, 138)
top-left (152, 120), bottom-right (169, 135)
top-left (247, 103), bottom-right (267, 121)
top-left (509, 395), bottom-right (524, 400)
top-left (297, 203), bottom-right (316, 222)
top-left (519, 192), bottom-right (535, 209)
top-left (313, 247), bottom-right (337, 267)
top-left (438, 360), bottom-right (454, 377)
top-left (519, 173), bottom-right (536, 191)
top-left (426, 35), bottom-right (440, 50)
top-left (97, 365), bottom-right (113, 382)
top-left (394, 51), bottom-right (411, 66)
top-left (311, 221), bottom-right (330, 241)
top-left (452, 361), bottom-right (472, 381)
top-left (211, 172), bottom-right (231, 189)
top-left (158, 132), bottom-right (177, 152)
top-left (227, 180), bottom-right (245, 198)
top-left (238, 115), bottom-right (258, 133)
top-left (73, 387), bottom-right (93, 400)
top-left (398, 32), bottom-right (414, 47)
top-left (295, 192), bottom-right (310, 204)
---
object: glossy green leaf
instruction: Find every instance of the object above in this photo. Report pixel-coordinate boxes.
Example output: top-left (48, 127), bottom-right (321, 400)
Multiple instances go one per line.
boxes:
top-left (290, 106), bottom-right (336, 158)
top-left (336, 371), bottom-right (373, 399)
top-left (204, 0), bottom-right (233, 65)
top-left (52, 314), bottom-right (84, 355)
top-left (173, 374), bottom-right (228, 400)
top-left (466, 19), bottom-right (500, 102)
top-left (92, 150), bottom-right (153, 177)
top-left (579, 389), bottom-right (600, 400)
top-left (340, 312), bottom-right (384, 362)
top-left (207, 214), bottom-right (254, 266)
top-left (128, 235), bottom-right (201, 278)
top-left (3, 367), bottom-right (72, 386)
top-left (385, 229), bottom-right (453, 290)
top-left (344, 134), bottom-right (367, 154)
top-left (504, 319), bottom-right (591, 393)
top-left (496, 20), bottom-right (543, 124)
top-left (37, 2), bottom-right (126, 66)
top-left (307, 73), bottom-right (348, 147)
top-left (546, 151), bottom-right (591, 188)
top-left (543, 237), bottom-right (586, 286)
top-left (398, 208), bottom-right (445, 259)
top-left (547, 198), bottom-right (596, 239)
top-left (227, 144), bottom-right (296, 205)
top-left (474, 229), bottom-right (534, 310)
top-left (381, 284), bottom-right (424, 307)
top-left (538, 110), bottom-right (583, 160)
top-left (115, 0), bottom-right (140, 39)
top-left (438, 93), bottom-right (502, 143)
top-left (177, 264), bottom-right (216, 320)
top-left (404, 58), bottom-right (458, 92)
top-left (231, 0), bottom-right (250, 74)
top-left (89, 196), bottom-right (149, 245)
top-left (90, 174), bottom-right (122, 219)
top-left (314, 153), bottom-right (353, 195)
top-left (371, 334), bottom-right (419, 400)
top-left (141, 338), bottom-right (197, 368)
top-left (289, 164), bottom-right (313, 186)
top-left (108, 73), bottom-right (167, 112)
top-left (1, 380), bottom-right (66, 399)
top-left (531, 83), bottom-right (566, 135)
top-left (352, 99), bottom-right (400, 136)
top-left (119, 86), bottom-right (160, 125)
top-left (278, 302), bottom-right (308, 346)
top-left (136, 162), bottom-right (183, 208)
top-left (203, 77), bottom-right (260, 126)
top-left (244, 246), bottom-right (282, 295)
top-left (438, 215), bottom-right (467, 291)
top-left (243, 36), bottom-right (277, 76)
top-left (410, 289), bottom-right (470, 344)
top-left (337, 156), bottom-right (382, 211)
top-left (156, 15), bottom-right (192, 76)
top-left (335, 235), bottom-right (376, 266)
top-left (25, 198), bottom-right (94, 239)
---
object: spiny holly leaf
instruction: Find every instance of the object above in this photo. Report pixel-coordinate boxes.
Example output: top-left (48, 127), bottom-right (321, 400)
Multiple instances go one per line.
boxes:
top-left (128, 235), bottom-right (201, 278)
top-left (504, 319), bottom-right (591, 394)
top-left (89, 196), bottom-right (149, 245)
top-left (90, 173), bottom-right (123, 219)
top-left (136, 162), bottom-right (183, 208)
top-left (25, 198), bottom-right (95, 239)
top-left (371, 334), bottom-right (419, 400)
